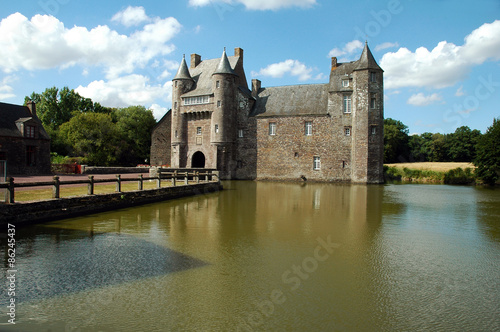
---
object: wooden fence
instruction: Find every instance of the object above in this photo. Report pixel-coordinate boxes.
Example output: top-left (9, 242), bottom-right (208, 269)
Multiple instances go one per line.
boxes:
top-left (0, 170), bottom-right (219, 204)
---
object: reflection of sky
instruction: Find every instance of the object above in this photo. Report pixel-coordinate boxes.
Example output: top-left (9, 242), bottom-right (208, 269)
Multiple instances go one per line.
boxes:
top-left (1, 232), bottom-right (207, 305)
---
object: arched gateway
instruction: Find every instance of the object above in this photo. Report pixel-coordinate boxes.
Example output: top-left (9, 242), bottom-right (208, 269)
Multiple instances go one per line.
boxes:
top-left (191, 151), bottom-right (205, 168)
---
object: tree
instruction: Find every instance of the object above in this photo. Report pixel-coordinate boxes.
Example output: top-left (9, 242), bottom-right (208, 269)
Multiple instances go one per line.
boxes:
top-left (474, 118), bottom-right (500, 185)
top-left (447, 126), bottom-right (482, 162)
top-left (59, 113), bottom-right (121, 166)
top-left (430, 133), bottom-right (449, 162)
top-left (112, 106), bottom-right (157, 166)
top-left (384, 118), bottom-right (409, 163)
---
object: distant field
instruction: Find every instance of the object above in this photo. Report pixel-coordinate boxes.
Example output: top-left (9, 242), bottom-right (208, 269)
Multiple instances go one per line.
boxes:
top-left (384, 162), bottom-right (475, 172)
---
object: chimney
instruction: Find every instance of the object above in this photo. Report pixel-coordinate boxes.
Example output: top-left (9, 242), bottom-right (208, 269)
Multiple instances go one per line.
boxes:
top-left (27, 101), bottom-right (36, 117)
top-left (331, 57), bottom-right (338, 71)
top-left (234, 47), bottom-right (243, 60)
top-left (252, 79), bottom-right (261, 98)
top-left (191, 53), bottom-right (201, 68)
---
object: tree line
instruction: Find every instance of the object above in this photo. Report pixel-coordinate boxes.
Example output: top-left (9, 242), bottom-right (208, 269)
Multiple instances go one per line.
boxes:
top-left (384, 117), bottom-right (500, 184)
top-left (25, 87), bottom-right (157, 167)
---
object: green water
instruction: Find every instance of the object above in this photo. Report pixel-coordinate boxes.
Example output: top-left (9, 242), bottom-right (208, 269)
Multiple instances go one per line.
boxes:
top-left (1, 181), bottom-right (499, 331)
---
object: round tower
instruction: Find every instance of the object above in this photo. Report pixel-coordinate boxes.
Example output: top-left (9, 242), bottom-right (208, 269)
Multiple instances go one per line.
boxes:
top-left (171, 55), bottom-right (194, 167)
top-left (211, 48), bottom-right (237, 145)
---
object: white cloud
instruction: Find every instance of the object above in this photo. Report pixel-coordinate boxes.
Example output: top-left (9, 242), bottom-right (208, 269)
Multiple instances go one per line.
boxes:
top-left (0, 12), bottom-right (182, 79)
top-left (375, 42), bottom-right (399, 52)
top-left (328, 40), bottom-right (363, 60)
top-left (150, 103), bottom-right (169, 120)
top-left (252, 59), bottom-right (314, 81)
top-left (75, 75), bottom-right (171, 109)
top-left (407, 93), bottom-right (443, 106)
top-left (381, 20), bottom-right (500, 89)
top-left (0, 75), bottom-right (16, 99)
top-left (111, 6), bottom-right (150, 27)
top-left (188, 0), bottom-right (316, 10)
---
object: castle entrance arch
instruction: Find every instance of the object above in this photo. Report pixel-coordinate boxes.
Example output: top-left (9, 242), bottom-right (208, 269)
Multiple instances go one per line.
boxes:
top-left (191, 151), bottom-right (205, 168)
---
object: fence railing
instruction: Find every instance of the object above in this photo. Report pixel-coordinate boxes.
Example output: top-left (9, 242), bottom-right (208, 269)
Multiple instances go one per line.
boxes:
top-left (0, 170), bottom-right (219, 204)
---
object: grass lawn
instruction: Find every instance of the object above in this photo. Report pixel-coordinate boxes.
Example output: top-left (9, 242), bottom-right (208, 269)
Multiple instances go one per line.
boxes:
top-left (384, 162), bottom-right (474, 172)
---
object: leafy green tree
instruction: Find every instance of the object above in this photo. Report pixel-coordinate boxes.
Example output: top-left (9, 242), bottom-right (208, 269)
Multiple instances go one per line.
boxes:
top-left (112, 106), bottom-right (157, 166)
top-left (59, 113), bottom-right (121, 166)
top-left (447, 126), bottom-right (482, 162)
top-left (430, 133), bottom-right (449, 162)
top-left (384, 118), bottom-right (410, 163)
top-left (474, 118), bottom-right (500, 185)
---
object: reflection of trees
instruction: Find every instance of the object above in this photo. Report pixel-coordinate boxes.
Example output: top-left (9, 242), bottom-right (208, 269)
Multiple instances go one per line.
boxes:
top-left (476, 188), bottom-right (500, 243)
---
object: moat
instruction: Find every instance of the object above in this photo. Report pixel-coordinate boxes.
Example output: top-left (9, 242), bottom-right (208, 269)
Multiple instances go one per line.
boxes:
top-left (1, 181), bottom-right (499, 331)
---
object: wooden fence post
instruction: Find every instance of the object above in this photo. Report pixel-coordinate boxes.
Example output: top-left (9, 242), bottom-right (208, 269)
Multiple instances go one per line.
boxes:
top-left (138, 174), bottom-right (143, 190)
top-left (7, 177), bottom-right (14, 204)
top-left (116, 174), bottom-right (121, 192)
top-left (88, 175), bottom-right (94, 195)
top-left (53, 176), bottom-right (60, 199)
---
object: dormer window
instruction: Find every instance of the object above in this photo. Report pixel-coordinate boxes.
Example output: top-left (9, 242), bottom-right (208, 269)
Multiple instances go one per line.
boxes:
top-left (25, 125), bottom-right (36, 138)
top-left (342, 80), bottom-right (350, 88)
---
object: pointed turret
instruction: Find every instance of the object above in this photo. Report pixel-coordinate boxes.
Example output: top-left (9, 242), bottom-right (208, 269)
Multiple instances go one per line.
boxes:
top-left (354, 42), bottom-right (383, 72)
top-left (213, 48), bottom-right (237, 76)
top-left (174, 55), bottom-right (193, 80)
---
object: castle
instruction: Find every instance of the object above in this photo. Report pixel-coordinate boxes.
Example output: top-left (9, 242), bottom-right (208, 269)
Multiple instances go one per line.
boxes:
top-left (150, 43), bottom-right (384, 183)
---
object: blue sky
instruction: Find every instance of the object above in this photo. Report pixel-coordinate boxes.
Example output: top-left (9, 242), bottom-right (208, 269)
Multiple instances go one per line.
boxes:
top-left (1, 0), bottom-right (499, 134)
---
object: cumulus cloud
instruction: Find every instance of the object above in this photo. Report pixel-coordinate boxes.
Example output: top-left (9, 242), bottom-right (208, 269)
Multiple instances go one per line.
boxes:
top-left (381, 20), bottom-right (500, 89)
top-left (0, 12), bottom-right (182, 78)
top-left (75, 75), bottom-right (172, 110)
top-left (0, 75), bottom-right (16, 99)
top-left (111, 6), bottom-right (150, 27)
top-left (407, 93), bottom-right (443, 106)
top-left (328, 40), bottom-right (363, 60)
top-left (252, 59), bottom-right (314, 81)
top-left (188, 0), bottom-right (316, 10)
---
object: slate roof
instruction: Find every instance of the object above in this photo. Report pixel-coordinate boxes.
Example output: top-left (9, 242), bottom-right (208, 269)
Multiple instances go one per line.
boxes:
top-left (213, 49), bottom-right (237, 76)
top-left (355, 42), bottom-right (383, 72)
top-left (181, 56), bottom-right (241, 98)
top-left (173, 55), bottom-right (193, 81)
top-left (0, 102), bottom-right (50, 139)
top-left (251, 84), bottom-right (329, 117)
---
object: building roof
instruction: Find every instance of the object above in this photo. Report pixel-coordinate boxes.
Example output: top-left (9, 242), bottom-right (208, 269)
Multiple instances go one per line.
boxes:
top-left (213, 48), bottom-right (237, 76)
top-left (181, 55), bottom-right (241, 98)
top-left (173, 55), bottom-right (193, 81)
top-left (354, 42), bottom-right (383, 72)
top-left (251, 84), bottom-right (329, 117)
top-left (0, 102), bottom-right (50, 139)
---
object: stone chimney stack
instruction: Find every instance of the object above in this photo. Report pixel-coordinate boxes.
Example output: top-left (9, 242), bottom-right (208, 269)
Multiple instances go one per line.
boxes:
top-left (252, 79), bottom-right (261, 98)
top-left (331, 57), bottom-right (338, 71)
top-left (191, 53), bottom-right (201, 68)
top-left (27, 101), bottom-right (36, 117)
top-left (234, 47), bottom-right (243, 60)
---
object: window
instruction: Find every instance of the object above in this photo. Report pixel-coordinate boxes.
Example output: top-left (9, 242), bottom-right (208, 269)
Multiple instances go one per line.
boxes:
top-left (343, 95), bottom-right (352, 113)
top-left (216, 80), bottom-right (220, 88)
top-left (305, 121), bottom-right (312, 136)
top-left (25, 125), bottom-right (35, 138)
top-left (183, 95), bottom-right (210, 105)
top-left (26, 146), bottom-right (36, 166)
top-left (313, 156), bottom-right (321, 170)
top-left (238, 129), bottom-right (244, 138)
top-left (197, 127), bottom-right (202, 135)
top-left (342, 80), bottom-right (350, 87)
top-left (370, 95), bottom-right (376, 109)
top-left (370, 72), bottom-right (377, 83)
top-left (175, 130), bottom-right (178, 138)
top-left (371, 126), bottom-right (377, 135)
top-left (217, 100), bottom-right (221, 107)
top-left (215, 124), bottom-right (219, 133)
top-left (269, 122), bottom-right (276, 136)
top-left (174, 102), bottom-right (178, 110)
top-left (345, 127), bottom-right (351, 136)
top-left (175, 81), bottom-right (178, 88)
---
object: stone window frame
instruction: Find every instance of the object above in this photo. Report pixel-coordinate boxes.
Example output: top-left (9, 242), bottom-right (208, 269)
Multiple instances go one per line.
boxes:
top-left (238, 129), bottom-right (244, 138)
top-left (196, 127), bottom-right (202, 135)
top-left (217, 100), bottom-right (221, 107)
top-left (215, 124), bottom-right (219, 133)
top-left (370, 94), bottom-right (377, 109)
top-left (269, 122), bottom-right (277, 136)
top-left (313, 156), bottom-right (321, 170)
top-left (184, 95), bottom-right (210, 106)
top-left (216, 80), bottom-right (220, 89)
top-left (371, 126), bottom-right (377, 135)
top-left (305, 121), bottom-right (313, 136)
top-left (342, 79), bottom-right (350, 88)
top-left (344, 127), bottom-right (351, 137)
top-left (343, 94), bottom-right (352, 113)
top-left (370, 72), bottom-right (377, 83)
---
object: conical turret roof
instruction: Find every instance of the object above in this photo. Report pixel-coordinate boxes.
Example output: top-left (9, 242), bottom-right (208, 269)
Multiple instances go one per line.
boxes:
top-left (173, 55), bottom-right (193, 80)
top-left (354, 42), bottom-right (383, 72)
top-left (213, 48), bottom-right (237, 76)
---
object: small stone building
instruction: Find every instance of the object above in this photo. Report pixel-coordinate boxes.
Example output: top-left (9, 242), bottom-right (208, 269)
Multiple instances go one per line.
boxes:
top-left (150, 43), bottom-right (384, 183)
top-left (0, 101), bottom-right (51, 176)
